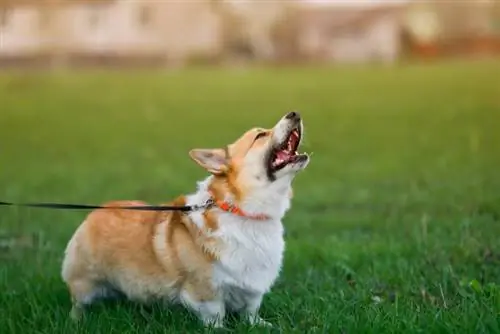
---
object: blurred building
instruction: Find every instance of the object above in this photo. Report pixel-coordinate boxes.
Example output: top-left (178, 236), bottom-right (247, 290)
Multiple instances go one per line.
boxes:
top-left (0, 0), bottom-right (499, 68)
top-left (404, 0), bottom-right (500, 58)
top-left (293, 1), bottom-right (406, 64)
top-left (0, 0), bottom-right (222, 66)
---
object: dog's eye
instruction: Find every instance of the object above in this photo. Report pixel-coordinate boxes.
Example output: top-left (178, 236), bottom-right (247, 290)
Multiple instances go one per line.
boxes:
top-left (255, 132), bottom-right (268, 140)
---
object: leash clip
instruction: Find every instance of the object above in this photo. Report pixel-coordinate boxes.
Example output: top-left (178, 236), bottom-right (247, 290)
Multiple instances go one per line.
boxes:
top-left (204, 198), bottom-right (215, 209)
top-left (191, 198), bottom-right (214, 211)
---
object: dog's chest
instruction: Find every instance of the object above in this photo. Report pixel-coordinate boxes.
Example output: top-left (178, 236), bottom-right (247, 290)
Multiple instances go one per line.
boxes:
top-left (212, 218), bottom-right (285, 297)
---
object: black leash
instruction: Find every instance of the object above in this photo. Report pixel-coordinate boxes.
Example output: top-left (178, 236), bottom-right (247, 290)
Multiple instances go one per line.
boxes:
top-left (0, 200), bottom-right (213, 212)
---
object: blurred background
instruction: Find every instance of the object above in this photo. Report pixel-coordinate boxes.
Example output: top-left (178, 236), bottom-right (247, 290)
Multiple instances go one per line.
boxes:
top-left (1, 1), bottom-right (500, 332)
top-left (0, 0), bottom-right (499, 68)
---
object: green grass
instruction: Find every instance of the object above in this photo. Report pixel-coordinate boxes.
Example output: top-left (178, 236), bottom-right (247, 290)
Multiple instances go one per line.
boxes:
top-left (1, 61), bottom-right (500, 333)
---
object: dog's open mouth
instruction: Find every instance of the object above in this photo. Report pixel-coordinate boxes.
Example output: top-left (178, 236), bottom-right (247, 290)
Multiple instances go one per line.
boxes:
top-left (269, 127), bottom-right (306, 171)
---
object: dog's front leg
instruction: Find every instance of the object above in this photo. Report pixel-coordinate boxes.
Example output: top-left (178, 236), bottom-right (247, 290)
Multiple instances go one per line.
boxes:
top-left (241, 292), bottom-right (272, 327)
top-left (180, 289), bottom-right (225, 328)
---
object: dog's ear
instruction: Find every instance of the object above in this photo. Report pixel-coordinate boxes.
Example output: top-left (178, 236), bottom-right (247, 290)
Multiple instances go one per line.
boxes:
top-left (189, 148), bottom-right (228, 175)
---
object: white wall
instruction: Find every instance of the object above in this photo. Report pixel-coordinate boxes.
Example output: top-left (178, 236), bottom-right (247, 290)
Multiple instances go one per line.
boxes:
top-left (0, 7), bottom-right (45, 55)
top-left (0, 0), bottom-right (222, 59)
top-left (327, 16), bottom-right (401, 63)
top-left (299, 10), bottom-right (401, 63)
top-left (366, 14), bottom-right (400, 63)
top-left (61, 1), bottom-right (164, 54)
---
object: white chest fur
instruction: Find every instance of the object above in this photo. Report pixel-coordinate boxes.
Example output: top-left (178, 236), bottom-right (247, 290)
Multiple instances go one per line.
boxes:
top-left (212, 214), bottom-right (284, 301)
top-left (185, 177), bottom-right (291, 311)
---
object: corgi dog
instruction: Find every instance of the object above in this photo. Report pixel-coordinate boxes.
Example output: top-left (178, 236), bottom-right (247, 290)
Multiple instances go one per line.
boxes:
top-left (61, 111), bottom-right (310, 328)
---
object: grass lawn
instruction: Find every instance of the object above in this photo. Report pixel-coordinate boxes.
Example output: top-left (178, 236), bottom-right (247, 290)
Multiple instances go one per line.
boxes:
top-left (1, 61), bottom-right (500, 333)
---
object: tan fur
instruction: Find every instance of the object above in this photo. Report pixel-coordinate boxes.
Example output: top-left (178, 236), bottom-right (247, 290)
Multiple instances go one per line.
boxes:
top-left (62, 126), bottom-right (275, 319)
top-left (208, 127), bottom-right (273, 203)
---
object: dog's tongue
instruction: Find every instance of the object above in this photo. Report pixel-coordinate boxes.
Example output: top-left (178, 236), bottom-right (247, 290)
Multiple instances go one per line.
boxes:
top-left (276, 150), bottom-right (290, 160)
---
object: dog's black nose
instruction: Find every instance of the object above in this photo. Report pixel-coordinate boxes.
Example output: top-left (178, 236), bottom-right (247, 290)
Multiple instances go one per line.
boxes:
top-left (285, 111), bottom-right (300, 120)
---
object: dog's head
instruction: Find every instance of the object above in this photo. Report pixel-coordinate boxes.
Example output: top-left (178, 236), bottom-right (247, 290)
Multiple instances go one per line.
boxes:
top-left (189, 112), bottom-right (309, 197)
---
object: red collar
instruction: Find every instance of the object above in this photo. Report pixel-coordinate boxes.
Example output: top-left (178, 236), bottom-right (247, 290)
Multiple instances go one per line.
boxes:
top-left (208, 193), bottom-right (270, 221)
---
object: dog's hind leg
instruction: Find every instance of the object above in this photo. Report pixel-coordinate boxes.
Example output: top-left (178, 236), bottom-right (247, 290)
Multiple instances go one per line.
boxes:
top-left (68, 279), bottom-right (117, 320)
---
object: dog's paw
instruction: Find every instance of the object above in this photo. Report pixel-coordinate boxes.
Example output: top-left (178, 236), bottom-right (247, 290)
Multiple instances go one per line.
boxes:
top-left (69, 305), bottom-right (84, 321)
top-left (249, 316), bottom-right (273, 327)
top-left (203, 317), bottom-right (224, 329)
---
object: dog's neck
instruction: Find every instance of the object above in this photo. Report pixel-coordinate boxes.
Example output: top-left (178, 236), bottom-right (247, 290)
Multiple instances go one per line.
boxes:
top-left (187, 176), bottom-right (293, 221)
